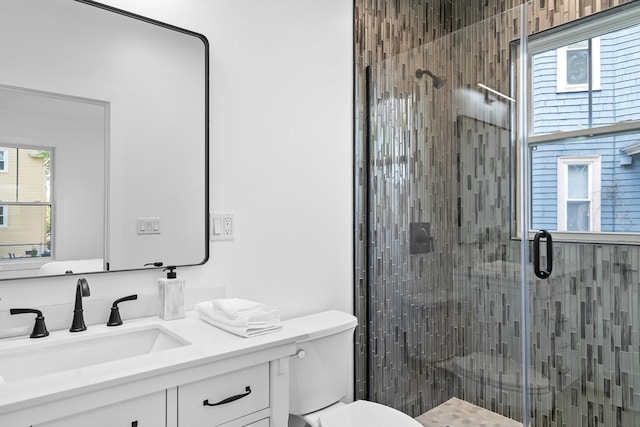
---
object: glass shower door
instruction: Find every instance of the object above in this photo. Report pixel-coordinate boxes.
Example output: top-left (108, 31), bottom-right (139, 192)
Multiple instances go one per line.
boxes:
top-left (448, 5), bottom-right (530, 423)
top-left (524, 3), bottom-right (640, 426)
top-left (366, 2), bottom-right (640, 425)
top-left (366, 4), bottom-right (531, 424)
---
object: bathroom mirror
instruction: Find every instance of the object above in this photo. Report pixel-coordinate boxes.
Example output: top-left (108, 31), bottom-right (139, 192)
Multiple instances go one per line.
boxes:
top-left (0, 0), bottom-right (209, 279)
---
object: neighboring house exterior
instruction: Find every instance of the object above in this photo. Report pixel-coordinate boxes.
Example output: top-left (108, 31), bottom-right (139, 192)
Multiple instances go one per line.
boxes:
top-left (530, 24), bottom-right (640, 233)
top-left (0, 147), bottom-right (49, 260)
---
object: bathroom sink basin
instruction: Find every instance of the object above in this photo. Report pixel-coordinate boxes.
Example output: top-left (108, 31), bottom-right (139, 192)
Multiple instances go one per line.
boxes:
top-left (0, 325), bottom-right (190, 383)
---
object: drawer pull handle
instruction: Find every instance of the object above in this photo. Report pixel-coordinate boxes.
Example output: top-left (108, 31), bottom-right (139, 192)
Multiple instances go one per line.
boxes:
top-left (203, 386), bottom-right (252, 406)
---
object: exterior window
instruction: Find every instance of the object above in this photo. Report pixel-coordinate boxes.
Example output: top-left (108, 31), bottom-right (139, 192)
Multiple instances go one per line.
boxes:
top-left (0, 147), bottom-right (7, 172)
top-left (557, 157), bottom-right (601, 232)
top-left (524, 5), bottom-right (640, 241)
top-left (0, 205), bottom-right (6, 227)
top-left (556, 38), bottom-right (600, 92)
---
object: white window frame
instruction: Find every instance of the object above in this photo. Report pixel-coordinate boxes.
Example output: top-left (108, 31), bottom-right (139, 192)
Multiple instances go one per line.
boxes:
top-left (556, 37), bottom-right (601, 93)
top-left (557, 156), bottom-right (601, 232)
top-left (0, 147), bottom-right (8, 172)
top-left (518, 4), bottom-right (640, 244)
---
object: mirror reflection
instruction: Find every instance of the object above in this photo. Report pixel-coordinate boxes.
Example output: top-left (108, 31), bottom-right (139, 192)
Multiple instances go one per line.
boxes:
top-left (0, 145), bottom-right (53, 261)
top-left (0, 0), bottom-right (209, 279)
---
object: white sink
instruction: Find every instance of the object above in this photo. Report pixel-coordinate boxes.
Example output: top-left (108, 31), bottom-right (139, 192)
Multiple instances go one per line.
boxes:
top-left (0, 325), bottom-right (190, 383)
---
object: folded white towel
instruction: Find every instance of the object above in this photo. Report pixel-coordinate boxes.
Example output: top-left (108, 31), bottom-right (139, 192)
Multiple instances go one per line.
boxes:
top-left (212, 298), bottom-right (266, 320)
top-left (196, 301), bottom-right (280, 327)
top-left (198, 313), bottom-right (282, 338)
top-left (195, 301), bottom-right (282, 338)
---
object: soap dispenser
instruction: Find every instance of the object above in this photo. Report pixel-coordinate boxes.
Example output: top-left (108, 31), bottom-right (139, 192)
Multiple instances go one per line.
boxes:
top-left (158, 266), bottom-right (185, 320)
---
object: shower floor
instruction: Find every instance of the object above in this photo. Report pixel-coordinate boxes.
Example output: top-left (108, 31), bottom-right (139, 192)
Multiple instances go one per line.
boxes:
top-left (415, 397), bottom-right (522, 427)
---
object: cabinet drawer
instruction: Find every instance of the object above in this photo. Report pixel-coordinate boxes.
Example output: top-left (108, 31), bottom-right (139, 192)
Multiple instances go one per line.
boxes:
top-left (36, 390), bottom-right (165, 427)
top-left (178, 363), bottom-right (269, 427)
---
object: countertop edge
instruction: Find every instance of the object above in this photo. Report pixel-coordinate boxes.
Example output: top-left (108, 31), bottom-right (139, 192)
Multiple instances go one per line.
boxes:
top-left (0, 311), bottom-right (307, 424)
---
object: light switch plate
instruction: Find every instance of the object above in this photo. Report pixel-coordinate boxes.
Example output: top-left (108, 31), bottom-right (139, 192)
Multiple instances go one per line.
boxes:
top-left (210, 212), bottom-right (234, 241)
top-left (137, 217), bottom-right (161, 235)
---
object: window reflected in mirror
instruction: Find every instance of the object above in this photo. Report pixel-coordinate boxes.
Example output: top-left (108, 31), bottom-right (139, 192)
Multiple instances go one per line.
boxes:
top-left (0, 147), bottom-right (53, 261)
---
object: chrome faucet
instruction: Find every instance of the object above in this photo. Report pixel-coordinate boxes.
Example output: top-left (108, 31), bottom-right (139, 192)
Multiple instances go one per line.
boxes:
top-left (70, 278), bottom-right (90, 332)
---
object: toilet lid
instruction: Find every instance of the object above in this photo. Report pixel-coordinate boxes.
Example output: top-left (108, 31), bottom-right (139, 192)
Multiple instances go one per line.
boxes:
top-left (320, 400), bottom-right (422, 427)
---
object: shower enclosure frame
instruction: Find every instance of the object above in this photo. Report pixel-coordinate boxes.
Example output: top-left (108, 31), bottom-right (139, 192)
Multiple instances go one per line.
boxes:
top-left (358, 2), bottom-right (640, 426)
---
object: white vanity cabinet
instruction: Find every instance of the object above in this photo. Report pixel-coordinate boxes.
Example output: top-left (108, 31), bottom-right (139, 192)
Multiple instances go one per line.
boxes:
top-left (178, 363), bottom-right (270, 426)
top-left (21, 360), bottom-right (285, 427)
top-left (0, 315), bottom-right (302, 427)
top-left (22, 360), bottom-right (287, 427)
top-left (34, 391), bottom-right (165, 427)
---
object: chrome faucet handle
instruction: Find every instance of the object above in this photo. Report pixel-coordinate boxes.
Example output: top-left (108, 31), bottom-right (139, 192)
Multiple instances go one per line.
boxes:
top-left (107, 294), bottom-right (138, 326)
top-left (10, 308), bottom-right (49, 338)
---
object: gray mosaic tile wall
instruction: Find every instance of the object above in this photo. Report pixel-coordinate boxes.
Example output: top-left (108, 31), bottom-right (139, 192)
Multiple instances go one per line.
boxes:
top-left (353, 1), bottom-right (639, 426)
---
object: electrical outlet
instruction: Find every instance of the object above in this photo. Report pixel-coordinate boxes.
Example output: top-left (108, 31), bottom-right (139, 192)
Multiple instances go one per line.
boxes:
top-left (223, 217), bottom-right (233, 236)
top-left (210, 213), bottom-right (234, 241)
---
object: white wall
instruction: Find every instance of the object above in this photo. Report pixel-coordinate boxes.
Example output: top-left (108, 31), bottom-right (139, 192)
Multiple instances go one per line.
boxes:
top-left (0, 0), bottom-right (353, 334)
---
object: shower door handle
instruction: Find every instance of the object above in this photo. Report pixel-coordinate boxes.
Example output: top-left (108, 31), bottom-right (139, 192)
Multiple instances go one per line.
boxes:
top-left (533, 230), bottom-right (553, 279)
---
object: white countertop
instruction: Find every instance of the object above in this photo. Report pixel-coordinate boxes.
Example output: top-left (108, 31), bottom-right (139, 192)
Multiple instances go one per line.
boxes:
top-left (0, 311), bottom-right (307, 422)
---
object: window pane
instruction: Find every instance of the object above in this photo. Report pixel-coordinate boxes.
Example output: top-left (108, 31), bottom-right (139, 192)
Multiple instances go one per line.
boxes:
top-left (532, 44), bottom-right (591, 132)
top-left (0, 148), bottom-right (51, 203)
top-left (18, 149), bottom-right (51, 203)
top-left (531, 130), bottom-right (640, 233)
top-left (531, 23), bottom-right (640, 136)
top-left (567, 164), bottom-right (588, 199)
top-left (566, 49), bottom-right (588, 85)
top-left (567, 201), bottom-right (590, 231)
top-left (0, 205), bottom-right (51, 260)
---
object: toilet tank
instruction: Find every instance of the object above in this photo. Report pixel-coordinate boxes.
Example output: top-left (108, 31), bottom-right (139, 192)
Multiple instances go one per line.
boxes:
top-left (284, 310), bottom-right (358, 415)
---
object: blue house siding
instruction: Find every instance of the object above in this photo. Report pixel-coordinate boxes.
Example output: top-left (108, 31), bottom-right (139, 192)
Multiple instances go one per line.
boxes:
top-left (531, 133), bottom-right (640, 232)
top-left (530, 24), bottom-right (640, 233)
top-left (532, 27), bottom-right (640, 134)
top-left (531, 148), bottom-right (558, 230)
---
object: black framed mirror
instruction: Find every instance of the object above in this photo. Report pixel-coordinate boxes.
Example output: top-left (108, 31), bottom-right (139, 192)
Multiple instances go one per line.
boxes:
top-left (0, 0), bottom-right (209, 279)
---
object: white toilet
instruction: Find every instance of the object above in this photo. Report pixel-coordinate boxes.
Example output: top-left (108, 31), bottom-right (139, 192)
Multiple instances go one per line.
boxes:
top-left (285, 310), bottom-right (422, 427)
